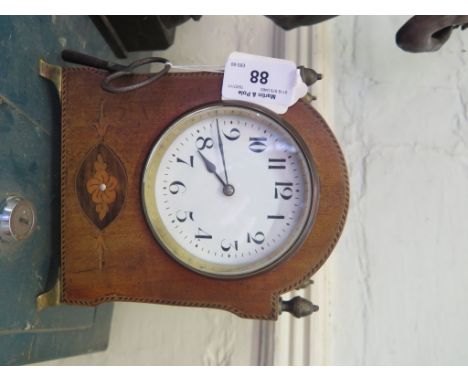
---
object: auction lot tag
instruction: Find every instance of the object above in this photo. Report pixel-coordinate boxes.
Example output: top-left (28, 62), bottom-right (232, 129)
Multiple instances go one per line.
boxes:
top-left (222, 52), bottom-right (307, 114)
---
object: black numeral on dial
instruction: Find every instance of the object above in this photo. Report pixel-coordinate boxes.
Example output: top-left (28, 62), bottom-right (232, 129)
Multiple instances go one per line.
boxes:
top-left (177, 156), bottom-right (194, 167)
top-left (221, 239), bottom-right (239, 252)
top-left (223, 127), bottom-right (241, 141)
top-left (169, 181), bottom-right (186, 194)
top-left (176, 210), bottom-right (194, 223)
top-left (274, 182), bottom-right (293, 200)
top-left (195, 227), bottom-right (212, 239)
top-left (249, 137), bottom-right (267, 153)
top-left (196, 136), bottom-right (214, 150)
top-left (268, 158), bottom-right (286, 169)
top-left (247, 231), bottom-right (265, 245)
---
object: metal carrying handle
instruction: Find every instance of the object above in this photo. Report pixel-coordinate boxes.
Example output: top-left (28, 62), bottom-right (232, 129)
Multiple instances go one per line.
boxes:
top-left (101, 56), bottom-right (171, 93)
top-left (61, 49), bottom-right (171, 94)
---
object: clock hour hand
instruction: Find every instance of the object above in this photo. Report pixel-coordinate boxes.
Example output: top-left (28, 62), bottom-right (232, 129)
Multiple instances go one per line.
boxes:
top-left (197, 150), bottom-right (235, 196)
top-left (197, 150), bottom-right (227, 186)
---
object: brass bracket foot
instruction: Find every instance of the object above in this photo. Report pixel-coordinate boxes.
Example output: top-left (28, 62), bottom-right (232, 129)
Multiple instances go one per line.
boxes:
top-left (39, 59), bottom-right (62, 99)
top-left (36, 277), bottom-right (61, 311)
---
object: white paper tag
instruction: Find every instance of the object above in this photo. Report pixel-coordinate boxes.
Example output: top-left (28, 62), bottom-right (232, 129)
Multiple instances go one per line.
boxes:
top-left (221, 52), bottom-right (308, 114)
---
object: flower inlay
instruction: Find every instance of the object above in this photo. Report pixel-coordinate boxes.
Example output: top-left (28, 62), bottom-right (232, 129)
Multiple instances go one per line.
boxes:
top-left (86, 154), bottom-right (118, 220)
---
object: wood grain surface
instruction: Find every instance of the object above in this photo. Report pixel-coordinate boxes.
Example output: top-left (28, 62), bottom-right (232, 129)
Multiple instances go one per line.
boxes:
top-left (61, 68), bottom-right (349, 320)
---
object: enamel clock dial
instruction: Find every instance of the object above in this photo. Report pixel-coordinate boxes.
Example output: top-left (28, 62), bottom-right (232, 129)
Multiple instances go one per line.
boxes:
top-left (142, 102), bottom-right (319, 278)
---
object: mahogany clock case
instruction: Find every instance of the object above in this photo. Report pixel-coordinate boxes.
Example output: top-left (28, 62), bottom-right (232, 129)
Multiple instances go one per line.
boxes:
top-left (60, 67), bottom-right (349, 320)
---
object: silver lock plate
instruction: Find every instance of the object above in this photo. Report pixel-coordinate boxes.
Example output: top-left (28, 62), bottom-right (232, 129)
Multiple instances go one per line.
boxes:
top-left (0, 196), bottom-right (37, 242)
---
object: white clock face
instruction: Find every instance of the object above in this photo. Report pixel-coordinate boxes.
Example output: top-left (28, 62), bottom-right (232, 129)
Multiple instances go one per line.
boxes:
top-left (142, 103), bottom-right (318, 278)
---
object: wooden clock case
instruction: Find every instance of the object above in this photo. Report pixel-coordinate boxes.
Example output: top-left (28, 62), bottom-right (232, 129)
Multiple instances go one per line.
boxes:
top-left (57, 66), bottom-right (349, 320)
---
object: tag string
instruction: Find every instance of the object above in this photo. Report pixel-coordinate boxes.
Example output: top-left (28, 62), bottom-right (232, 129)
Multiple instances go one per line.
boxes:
top-left (169, 63), bottom-right (225, 73)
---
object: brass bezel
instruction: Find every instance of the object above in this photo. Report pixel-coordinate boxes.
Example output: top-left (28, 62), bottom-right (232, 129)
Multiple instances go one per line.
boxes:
top-left (142, 101), bottom-right (320, 279)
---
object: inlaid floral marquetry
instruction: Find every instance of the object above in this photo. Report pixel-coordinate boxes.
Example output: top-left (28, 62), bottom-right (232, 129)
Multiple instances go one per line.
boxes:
top-left (76, 144), bottom-right (127, 230)
top-left (86, 154), bottom-right (118, 220)
top-left (93, 100), bottom-right (127, 140)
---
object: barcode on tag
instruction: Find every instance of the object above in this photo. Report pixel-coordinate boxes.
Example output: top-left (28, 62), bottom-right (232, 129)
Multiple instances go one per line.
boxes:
top-left (221, 52), bottom-right (307, 114)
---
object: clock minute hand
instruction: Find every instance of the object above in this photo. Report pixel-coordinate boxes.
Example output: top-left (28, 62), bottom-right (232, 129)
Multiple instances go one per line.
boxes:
top-left (197, 150), bottom-right (227, 187)
top-left (216, 119), bottom-right (229, 185)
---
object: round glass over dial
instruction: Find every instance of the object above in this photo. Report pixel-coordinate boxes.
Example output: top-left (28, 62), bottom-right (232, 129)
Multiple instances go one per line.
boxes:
top-left (142, 103), bottom-right (318, 278)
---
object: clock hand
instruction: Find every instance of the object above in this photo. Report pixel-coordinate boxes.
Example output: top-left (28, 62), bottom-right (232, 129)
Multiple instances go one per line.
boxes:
top-left (216, 119), bottom-right (229, 185)
top-left (197, 150), bottom-right (235, 196)
top-left (197, 150), bottom-right (227, 186)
